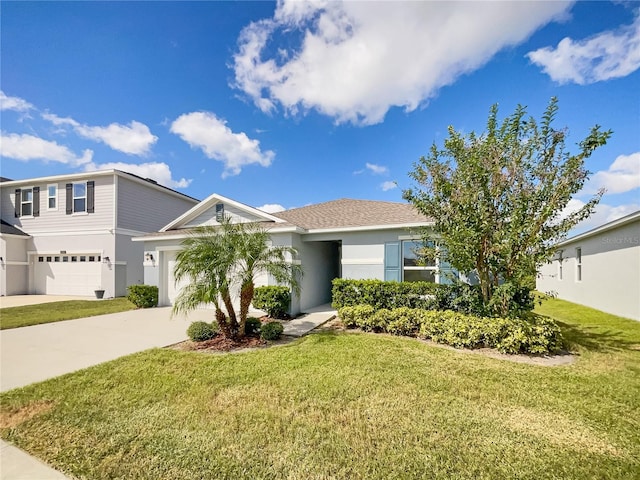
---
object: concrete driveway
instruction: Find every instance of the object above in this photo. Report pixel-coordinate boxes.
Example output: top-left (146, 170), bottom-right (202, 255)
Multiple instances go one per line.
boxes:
top-left (0, 307), bottom-right (216, 392)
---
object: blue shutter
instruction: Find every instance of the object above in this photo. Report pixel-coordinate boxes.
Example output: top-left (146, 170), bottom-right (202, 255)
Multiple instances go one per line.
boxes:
top-left (438, 246), bottom-right (458, 284)
top-left (384, 242), bottom-right (401, 282)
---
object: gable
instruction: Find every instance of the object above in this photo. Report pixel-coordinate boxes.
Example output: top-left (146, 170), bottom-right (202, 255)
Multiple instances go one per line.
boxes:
top-left (160, 193), bottom-right (285, 232)
top-left (183, 202), bottom-right (268, 228)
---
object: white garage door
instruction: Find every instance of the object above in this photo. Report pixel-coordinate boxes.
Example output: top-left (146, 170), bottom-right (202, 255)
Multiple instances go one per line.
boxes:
top-left (34, 254), bottom-right (102, 296)
top-left (166, 251), bottom-right (190, 305)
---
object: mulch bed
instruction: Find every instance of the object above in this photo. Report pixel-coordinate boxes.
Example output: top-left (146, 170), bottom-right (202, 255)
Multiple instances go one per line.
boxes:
top-left (172, 335), bottom-right (266, 353)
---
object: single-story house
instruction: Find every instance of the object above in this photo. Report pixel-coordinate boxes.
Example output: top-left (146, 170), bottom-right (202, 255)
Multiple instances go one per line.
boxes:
top-left (0, 170), bottom-right (198, 298)
top-left (135, 194), bottom-right (450, 314)
top-left (537, 210), bottom-right (640, 321)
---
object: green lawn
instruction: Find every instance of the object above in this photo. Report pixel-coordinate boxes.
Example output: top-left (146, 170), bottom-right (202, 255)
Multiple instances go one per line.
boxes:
top-left (0, 298), bottom-right (136, 330)
top-left (1, 298), bottom-right (639, 479)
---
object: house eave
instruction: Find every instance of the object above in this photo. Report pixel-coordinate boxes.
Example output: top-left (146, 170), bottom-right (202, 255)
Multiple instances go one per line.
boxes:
top-left (555, 210), bottom-right (640, 247)
top-left (303, 222), bottom-right (433, 235)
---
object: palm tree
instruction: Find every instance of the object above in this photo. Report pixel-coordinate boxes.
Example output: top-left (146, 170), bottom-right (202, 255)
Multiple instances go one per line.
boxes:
top-left (172, 218), bottom-right (301, 339)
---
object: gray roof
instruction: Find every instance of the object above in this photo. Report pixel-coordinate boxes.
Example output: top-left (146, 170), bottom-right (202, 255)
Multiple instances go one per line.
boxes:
top-left (0, 220), bottom-right (29, 237)
top-left (137, 198), bottom-right (431, 240)
top-left (273, 198), bottom-right (431, 230)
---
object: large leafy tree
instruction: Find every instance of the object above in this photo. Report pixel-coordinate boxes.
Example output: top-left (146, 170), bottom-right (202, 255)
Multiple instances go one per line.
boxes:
top-left (403, 98), bottom-right (611, 307)
top-left (172, 218), bottom-right (302, 339)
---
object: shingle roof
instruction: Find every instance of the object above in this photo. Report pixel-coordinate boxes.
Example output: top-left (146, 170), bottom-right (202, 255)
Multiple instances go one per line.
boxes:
top-left (0, 220), bottom-right (29, 237)
top-left (135, 198), bottom-right (431, 240)
top-left (272, 198), bottom-right (431, 230)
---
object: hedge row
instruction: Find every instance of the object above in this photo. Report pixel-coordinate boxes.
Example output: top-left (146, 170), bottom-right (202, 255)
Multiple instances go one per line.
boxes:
top-left (338, 305), bottom-right (563, 354)
top-left (332, 279), bottom-right (445, 310)
top-left (252, 286), bottom-right (291, 318)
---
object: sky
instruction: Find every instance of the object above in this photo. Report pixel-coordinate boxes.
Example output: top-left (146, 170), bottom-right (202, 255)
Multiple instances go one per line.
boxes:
top-left (1, 0), bottom-right (638, 234)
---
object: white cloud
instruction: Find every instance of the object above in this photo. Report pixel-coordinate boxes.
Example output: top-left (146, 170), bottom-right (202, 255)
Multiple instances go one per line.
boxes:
top-left (527, 12), bottom-right (640, 84)
top-left (562, 198), bottom-right (640, 234)
top-left (257, 203), bottom-right (286, 213)
top-left (585, 152), bottom-right (640, 194)
top-left (42, 113), bottom-right (157, 156)
top-left (381, 181), bottom-right (397, 191)
top-left (170, 111), bottom-right (275, 178)
top-left (0, 133), bottom-right (92, 165)
top-left (0, 91), bottom-right (34, 112)
top-left (83, 161), bottom-right (191, 189)
top-left (366, 163), bottom-right (388, 175)
top-left (233, 0), bottom-right (570, 125)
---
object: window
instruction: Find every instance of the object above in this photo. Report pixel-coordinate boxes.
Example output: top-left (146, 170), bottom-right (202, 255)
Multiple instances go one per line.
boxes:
top-left (557, 250), bottom-right (563, 280)
top-left (62, 256), bottom-right (69, 262)
top-left (80, 256), bottom-right (86, 262)
top-left (576, 247), bottom-right (582, 281)
top-left (73, 183), bottom-right (86, 213)
top-left (38, 256), bottom-right (44, 262)
top-left (54, 256), bottom-right (60, 262)
top-left (89, 256), bottom-right (95, 262)
top-left (46, 256), bottom-right (52, 262)
top-left (216, 203), bottom-right (225, 222)
top-left (402, 240), bottom-right (437, 283)
top-left (71, 256), bottom-right (78, 262)
top-left (47, 185), bottom-right (57, 210)
top-left (21, 188), bottom-right (33, 216)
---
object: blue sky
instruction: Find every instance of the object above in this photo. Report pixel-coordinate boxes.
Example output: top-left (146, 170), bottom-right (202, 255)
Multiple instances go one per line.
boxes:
top-left (1, 1), bottom-right (638, 233)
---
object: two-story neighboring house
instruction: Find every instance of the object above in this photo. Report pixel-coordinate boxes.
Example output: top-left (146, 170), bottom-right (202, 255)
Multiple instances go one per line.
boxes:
top-left (0, 170), bottom-right (198, 298)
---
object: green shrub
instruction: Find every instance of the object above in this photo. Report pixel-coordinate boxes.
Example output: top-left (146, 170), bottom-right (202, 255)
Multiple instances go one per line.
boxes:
top-left (187, 321), bottom-right (217, 342)
top-left (338, 305), bottom-right (376, 328)
top-left (252, 286), bottom-right (291, 318)
top-left (245, 317), bottom-right (262, 336)
top-left (127, 284), bottom-right (158, 308)
top-left (260, 321), bottom-right (284, 341)
top-left (338, 305), bottom-right (563, 355)
top-left (332, 279), bottom-right (444, 310)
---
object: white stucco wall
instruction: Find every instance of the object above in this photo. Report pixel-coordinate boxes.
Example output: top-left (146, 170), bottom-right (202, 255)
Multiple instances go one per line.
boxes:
top-left (537, 218), bottom-right (640, 321)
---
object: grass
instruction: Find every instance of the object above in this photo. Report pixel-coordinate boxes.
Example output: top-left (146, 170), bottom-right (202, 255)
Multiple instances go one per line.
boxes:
top-left (1, 298), bottom-right (639, 479)
top-left (0, 298), bottom-right (137, 330)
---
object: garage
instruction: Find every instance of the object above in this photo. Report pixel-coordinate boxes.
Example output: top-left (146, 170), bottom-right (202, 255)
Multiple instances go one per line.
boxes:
top-left (164, 250), bottom-right (190, 305)
top-left (33, 254), bottom-right (102, 296)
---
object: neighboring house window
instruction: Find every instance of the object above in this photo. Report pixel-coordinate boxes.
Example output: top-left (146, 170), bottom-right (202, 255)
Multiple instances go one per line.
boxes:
top-left (576, 247), bottom-right (582, 281)
top-left (73, 183), bottom-right (86, 212)
top-left (14, 186), bottom-right (40, 217)
top-left (402, 240), bottom-right (437, 282)
top-left (21, 188), bottom-right (33, 216)
top-left (216, 203), bottom-right (225, 222)
top-left (48, 184), bottom-right (57, 210)
top-left (66, 181), bottom-right (95, 214)
top-left (557, 250), bottom-right (563, 280)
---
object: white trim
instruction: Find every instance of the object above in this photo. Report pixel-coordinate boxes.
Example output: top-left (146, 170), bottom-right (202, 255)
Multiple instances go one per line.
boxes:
top-left (22, 229), bottom-right (113, 237)
top-left (113, 175), bottom-right (118, 232)
top-left (133, 225), bottom-right (301, 242)
top-left (160, 193), bottom-right (285, 232)
top-left (0, 233), bottom-right (30, 240)
top-left (398, 234), bottom-right (424, 240)
top-left (114, 228), bottom-right (148, 236)
top-left (4, 261), bottom-right (29, 266)
top-left (47, 184), bottom-right (58, 211)
top-left (306, 222), bottom-right (431, 234)
top-left (28, 250), bottom-right (103, 256)
top-left (341, 258), bottom-right (384, 265)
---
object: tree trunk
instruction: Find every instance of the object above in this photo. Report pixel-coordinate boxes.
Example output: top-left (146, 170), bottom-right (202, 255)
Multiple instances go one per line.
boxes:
top-left (220, 289), bottom-right (239, 338)
top-left (215, 308), bottom-right (233, 338)
top-left (238, 281), bottom-right (254, 339)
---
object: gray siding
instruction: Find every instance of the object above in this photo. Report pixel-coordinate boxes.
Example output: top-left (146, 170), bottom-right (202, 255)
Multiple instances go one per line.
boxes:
top-left (184, 203), bottom-right (265, 228)
top-left (1, 176), bottom-right (114, 233)
top-left (537, 219), bottom-right (640, 320)
top-left (116, 177), bottom-right (197, 232)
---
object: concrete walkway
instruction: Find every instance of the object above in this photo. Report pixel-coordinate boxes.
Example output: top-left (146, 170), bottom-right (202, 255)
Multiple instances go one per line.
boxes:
top-left (284, 303), bottom-right (336, 336)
